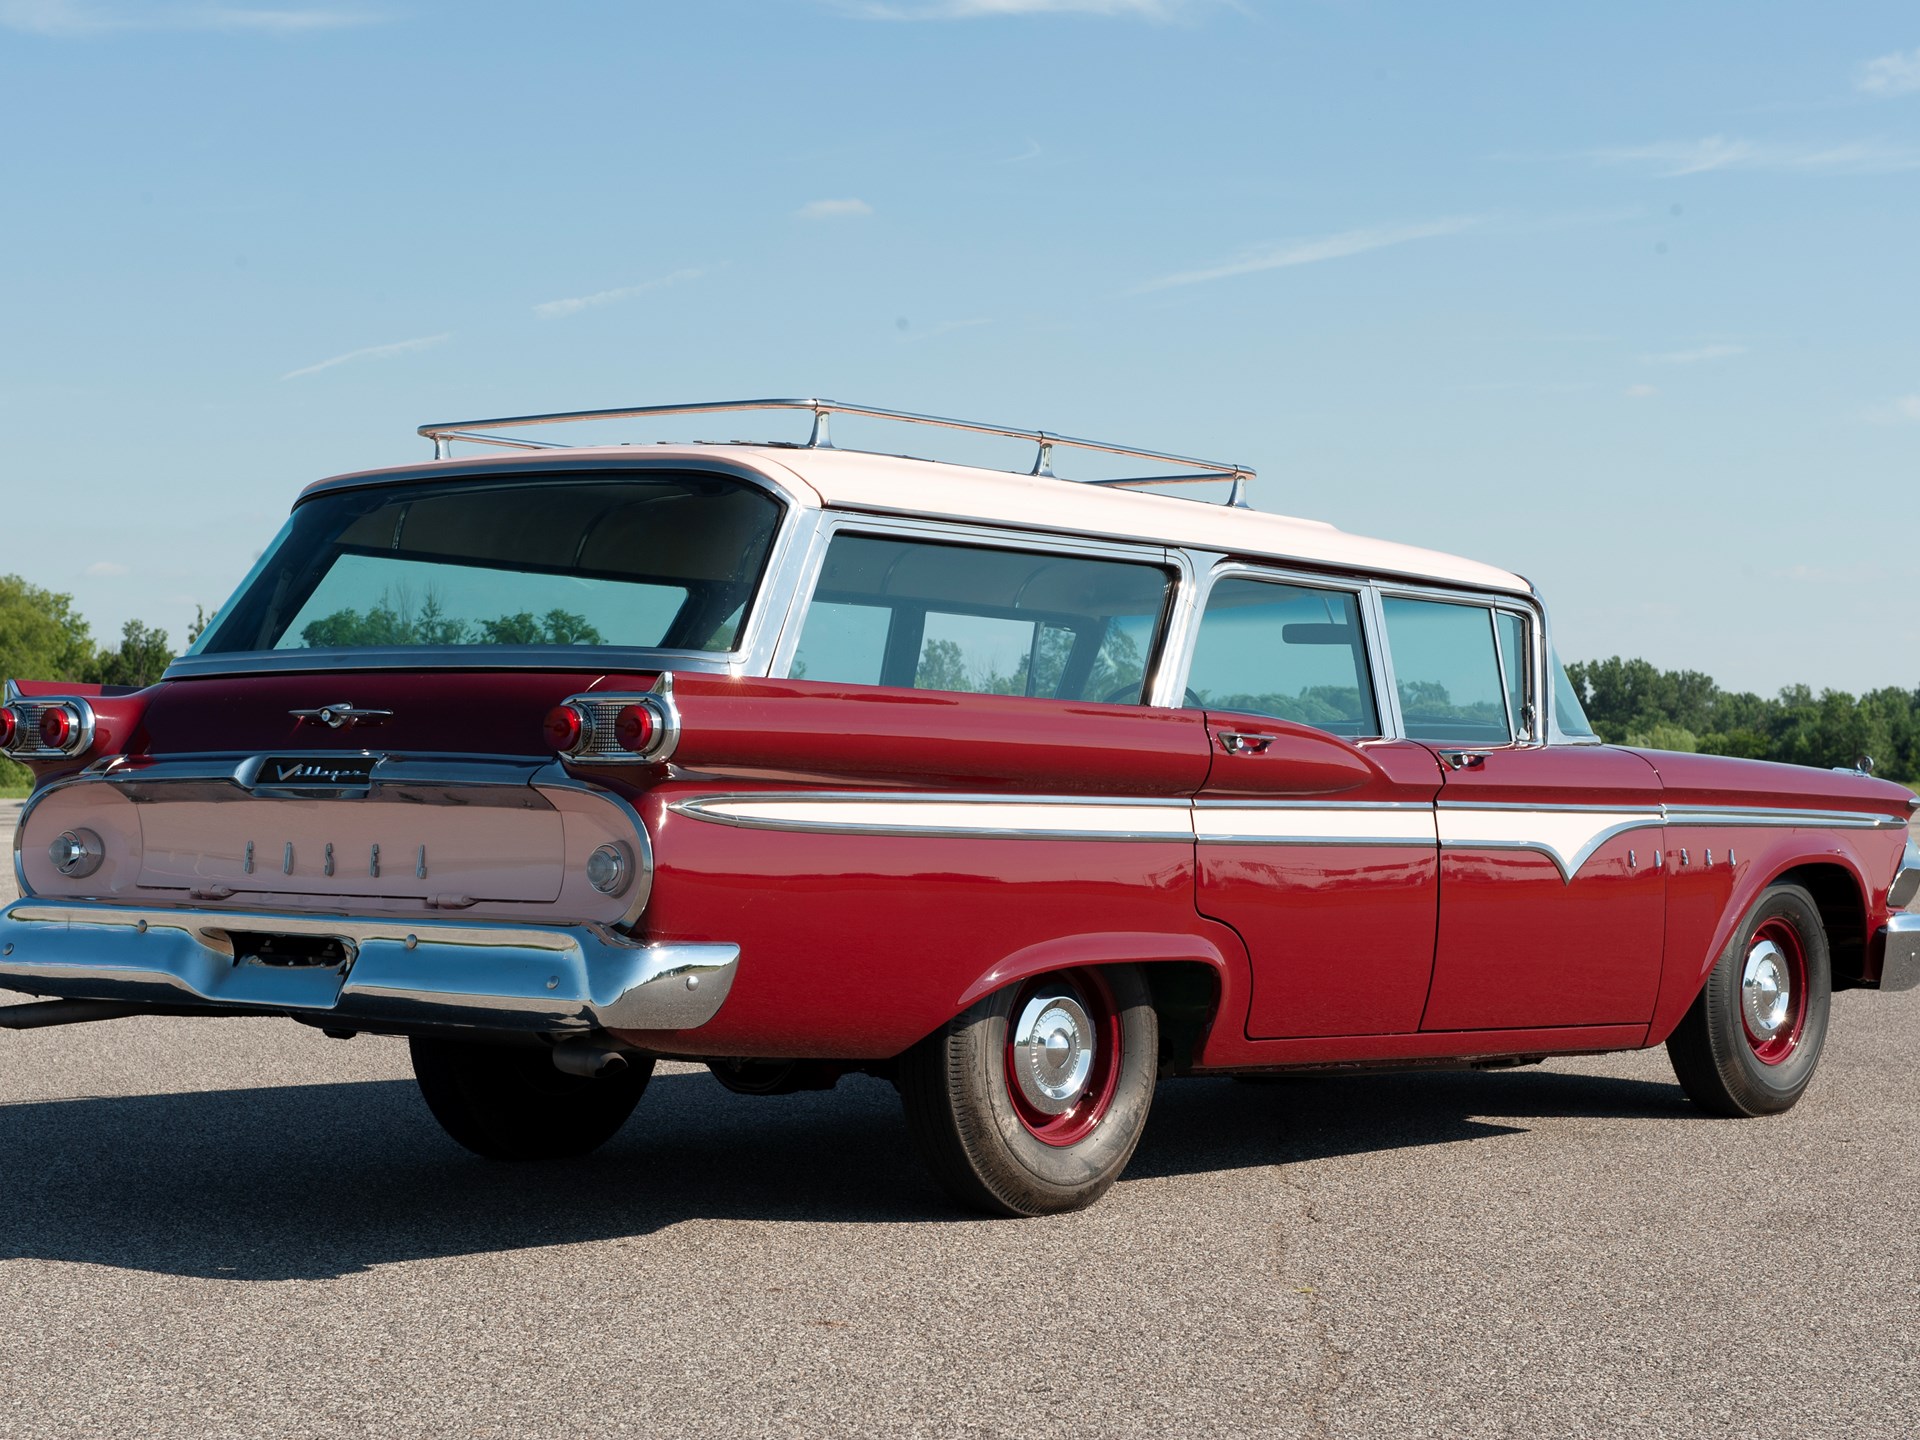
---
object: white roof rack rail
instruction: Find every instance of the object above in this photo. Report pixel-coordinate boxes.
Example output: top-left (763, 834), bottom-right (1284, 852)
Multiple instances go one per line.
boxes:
top-left (416, 397), bottom-right (1255, 507)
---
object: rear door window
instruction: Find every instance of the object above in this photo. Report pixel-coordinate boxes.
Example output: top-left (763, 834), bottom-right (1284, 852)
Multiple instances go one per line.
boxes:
top-left (1186, 578), bottom-right (1379, 736)
top-left (1381, 596), bottom-right (1513, 745)
top-left (790, 534), bottom-right (1173, 703)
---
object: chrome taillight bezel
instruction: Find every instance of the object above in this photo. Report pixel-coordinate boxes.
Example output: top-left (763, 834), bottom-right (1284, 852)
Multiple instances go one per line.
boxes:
top-left (549, 677), bottom-right (679, 766)
top-left (0, 695), bottom-right (96, 760)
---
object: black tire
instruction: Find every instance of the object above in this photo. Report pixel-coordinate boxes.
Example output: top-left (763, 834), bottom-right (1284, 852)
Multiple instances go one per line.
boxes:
top-left (899, 964), bottom-right (1158, 1217)
top-left (409, 1037), bottom-right (653, 1161)
top-left (1666, 883), bottom-right (1831, 1117)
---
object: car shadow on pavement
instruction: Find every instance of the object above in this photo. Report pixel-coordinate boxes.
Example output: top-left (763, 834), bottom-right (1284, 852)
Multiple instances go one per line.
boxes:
top-left (0, 1065), bottom-right (1688, 1281)
top-left (1126, 1066), bottom-right (1690, 1182)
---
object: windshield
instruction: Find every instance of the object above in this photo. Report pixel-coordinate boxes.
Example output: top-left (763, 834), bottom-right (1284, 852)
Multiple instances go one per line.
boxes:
top-left (191, 472), bottom-right (785, 660)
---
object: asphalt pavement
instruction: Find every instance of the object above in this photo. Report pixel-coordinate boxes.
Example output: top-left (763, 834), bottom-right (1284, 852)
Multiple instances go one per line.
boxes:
top-left (2, 802), bottom-right (1918, 1438)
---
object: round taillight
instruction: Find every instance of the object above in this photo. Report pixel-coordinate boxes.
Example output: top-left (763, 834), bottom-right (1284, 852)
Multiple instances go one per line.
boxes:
top-left (543, 703), bottom-right (586, 754)
top-left (0, 705), bottom-right (17, 750)
top-left (39, 705), bottom-right (75, 751)
top-left (614, 704), bottom-right (656, 754)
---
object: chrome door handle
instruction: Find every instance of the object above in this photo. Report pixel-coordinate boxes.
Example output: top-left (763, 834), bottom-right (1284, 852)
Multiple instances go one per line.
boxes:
top-left (1440, 750), bottom-right (1487, 770)
top-left (1218, 732), bottom-right (1275, 755)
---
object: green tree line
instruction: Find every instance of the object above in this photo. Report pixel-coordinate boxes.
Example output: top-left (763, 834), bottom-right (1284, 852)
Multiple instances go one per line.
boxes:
top-left (1, 574), bottom-right (195, 793)
top-left (1566, 656), bottom-right (1920, 784)
top-left (6, 568), bottom-right (1916, 793)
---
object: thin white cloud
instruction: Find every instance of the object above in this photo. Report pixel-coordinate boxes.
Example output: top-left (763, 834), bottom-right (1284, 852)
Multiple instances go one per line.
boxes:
top-left (998, 138), bottom-right (1044, 164)
top-left (1897, 394), bottom-right (1920, 421)
top-left (901, 317), bottom-right (992, 342)
top-left (1639, 343), bottom-right (1747, 365)
top-left (1625, 384), bottom-right (1659, 400)
top-left (84, 560), bottom-right (129, 577)
top-left (532, 267), bottom-right (708, 320)
top-left (829, 0), bottom-right (1199, 19)
top-left (796, 198), bottom-right (874, 220)
top-left (0, 0), bottom-right (379, 35)
top-left (1135, 216), bottom-right (1481, 293)
top-left (1858, 48), bottom-right (1920, 98)
top-left (281, 333), bottom-right (448, 381)
top-left (1588, 135), bottom-right (1920, 176)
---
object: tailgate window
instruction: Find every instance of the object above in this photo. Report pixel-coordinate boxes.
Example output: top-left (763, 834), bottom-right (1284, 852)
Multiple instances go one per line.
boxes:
top-left (193, 474), bottom-right (783, 657)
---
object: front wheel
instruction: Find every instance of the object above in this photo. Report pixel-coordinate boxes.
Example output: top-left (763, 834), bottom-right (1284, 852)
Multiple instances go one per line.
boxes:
top-left (1666, 883), bottom-right (1831, 1117)
top-left (898, 965), bottom-right (1158, 1216)
top-left (410, 1037), bottom-right (654, 1161)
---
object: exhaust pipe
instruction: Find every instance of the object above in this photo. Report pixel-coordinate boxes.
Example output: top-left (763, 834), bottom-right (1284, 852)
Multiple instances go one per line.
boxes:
top-left (0, 999), bottom-right (147, 1030)
top-left (551, 1043), bottom-right (630, 1079)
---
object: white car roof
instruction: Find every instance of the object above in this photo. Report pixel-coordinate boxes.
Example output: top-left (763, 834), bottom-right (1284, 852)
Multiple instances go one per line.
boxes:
top-left (310, 444), bottom-right (1531, 597)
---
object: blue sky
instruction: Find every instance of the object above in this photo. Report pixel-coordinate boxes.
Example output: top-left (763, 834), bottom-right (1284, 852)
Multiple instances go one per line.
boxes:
top-left (1, 0), bottom-right (1916, 695)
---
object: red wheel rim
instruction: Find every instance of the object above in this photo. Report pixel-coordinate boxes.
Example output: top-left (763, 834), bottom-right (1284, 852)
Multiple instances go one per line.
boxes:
top-left (1740, 918), bottom-right (1808, 1066)
top-left (1003, 968), bottom-right (1123, 1148)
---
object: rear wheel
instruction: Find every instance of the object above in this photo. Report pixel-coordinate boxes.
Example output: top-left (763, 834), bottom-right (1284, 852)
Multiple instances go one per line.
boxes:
top-left (409, 1037), bottom-right (653, 1160)
top-left (1666, 884), bottom-right (1831, 1117)
top-left (899, 965), bottom-right (1158, 1216)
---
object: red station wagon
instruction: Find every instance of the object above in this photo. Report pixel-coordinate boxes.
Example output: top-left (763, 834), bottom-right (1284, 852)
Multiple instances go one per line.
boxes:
top-left (4, 398), bottom-right (1917, 1216)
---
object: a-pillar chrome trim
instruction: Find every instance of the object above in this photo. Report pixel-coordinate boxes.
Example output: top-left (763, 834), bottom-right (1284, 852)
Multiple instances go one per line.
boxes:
top-left (0, 899), bottom-right (737, 1034)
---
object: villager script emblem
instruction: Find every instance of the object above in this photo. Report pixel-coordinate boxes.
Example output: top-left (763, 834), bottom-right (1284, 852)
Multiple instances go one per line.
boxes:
top-left (254, 755), bottom-right (379, 788)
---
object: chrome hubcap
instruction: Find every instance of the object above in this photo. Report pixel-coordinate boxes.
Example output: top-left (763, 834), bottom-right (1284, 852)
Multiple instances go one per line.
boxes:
top-left (1742, 939), bottom-right (1792, 1038)
top-left (1011, 992), bottom-right (1095, 1114)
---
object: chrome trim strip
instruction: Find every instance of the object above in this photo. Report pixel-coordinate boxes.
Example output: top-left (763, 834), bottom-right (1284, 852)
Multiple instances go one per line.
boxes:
top-left (669, 792), bottom-right (1195, 843)
top-left (1662, 805), bottom-right (1907, 831)
top-left (1194, 803), bottom-right (1436, 847)
top-left (0, 900), bottom-right (734, 1034)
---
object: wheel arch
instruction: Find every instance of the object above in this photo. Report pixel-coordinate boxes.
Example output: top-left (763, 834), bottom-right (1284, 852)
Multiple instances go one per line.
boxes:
top-left (950, 930), bottom-right (1237, 1073)
top-left (1772, 860), bottom-right (1868, 987)
top-left (1647, 844), bottom-right (1874, 1046)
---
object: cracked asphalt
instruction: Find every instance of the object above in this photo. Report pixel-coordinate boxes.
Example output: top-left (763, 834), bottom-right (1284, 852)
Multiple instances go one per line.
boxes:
top-left (2, 803), bottom-right (1917, 1438)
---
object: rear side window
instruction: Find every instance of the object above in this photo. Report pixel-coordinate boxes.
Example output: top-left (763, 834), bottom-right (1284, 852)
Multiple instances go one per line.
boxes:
top-left (1382, 597), bottom-right (1512, 745)
top-left (1186, 578), bottom-right (1379, 736)
top-left (790, 534), bottom-right (1173, 703)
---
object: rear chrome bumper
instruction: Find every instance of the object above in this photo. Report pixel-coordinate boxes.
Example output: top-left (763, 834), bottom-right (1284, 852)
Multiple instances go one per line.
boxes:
top-left (1875, 913), bottom-right (1920, 993)
top-left (0, 899), bottom-right (738, 1035)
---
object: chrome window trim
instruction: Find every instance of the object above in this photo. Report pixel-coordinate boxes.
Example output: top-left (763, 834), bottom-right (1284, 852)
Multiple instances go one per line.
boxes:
top-left (1165, 559), bottom-right (1392, 736)
top-left (1369, 579), bottom-right (1558, 749)
top-left (767, 511), bottom-right (1193, 704)
top-left (166, 454), bottom-right (813, 683)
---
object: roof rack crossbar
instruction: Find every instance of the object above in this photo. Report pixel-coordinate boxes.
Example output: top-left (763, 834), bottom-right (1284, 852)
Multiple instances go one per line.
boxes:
top-left (416, 398), bottom-right (1255, 504)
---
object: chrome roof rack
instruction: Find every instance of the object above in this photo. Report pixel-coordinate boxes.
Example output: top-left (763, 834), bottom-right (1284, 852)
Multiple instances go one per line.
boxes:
top-left (417, 397), bottom-right (1254, 507)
